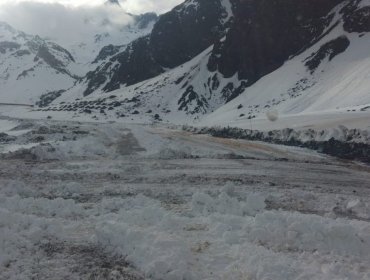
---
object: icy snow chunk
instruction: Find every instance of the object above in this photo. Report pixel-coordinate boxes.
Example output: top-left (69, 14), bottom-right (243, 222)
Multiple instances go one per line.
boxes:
top-left (157, 146), bottom-right (194, 159)
top-left (191, 191), bottom-right (265, 216)
top-left (95, 191), bottom-right (370, 280)
top-left (1, 196), bottom-right (85, 219)
top-left (246, 193), bottom-right (266, 216)
top-left (248, 211), bottom-right (370, 258)
top-left (1, 180), bottom-right (36, 197)
top-left (57, 182), bottom-right (83, 197)
top-left (347, 199), bottom-right (361, 210)
top-left (96, 220), bottom-right (193, 280)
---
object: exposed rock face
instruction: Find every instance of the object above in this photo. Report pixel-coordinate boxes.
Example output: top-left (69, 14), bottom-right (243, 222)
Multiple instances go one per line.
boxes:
top-left (0, 22), bottom-right (79, 103)
top-left (37, 90), bottom-right (66, 108)
top-left (35, 44), bottom-right (76, 77)
top-left (178, 86), bottom-right (208, 114)
top-left (305, 36), bottom-right (350, 73)
top-left (208, 0), bottom-right (342, 84)
top-left (81, 0), bottom-right (352, 99)
top-left (342, 0), bottom-right (370, 32)
top-left (45, 0), bottom-right (370, 120)
top-left (134, 13), bottom-right (158, 29)
top-left (92, 45), bottom-right (122, 64)
top-left (82, 0), bottom-right (231, 95)
top-left (150, 0), bottom-right (227, 69)
top-left (84, 36), bottom-right (164, 96)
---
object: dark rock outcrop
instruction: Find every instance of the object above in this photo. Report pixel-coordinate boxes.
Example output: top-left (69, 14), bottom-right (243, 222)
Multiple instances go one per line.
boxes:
top-left (305, 36), bottom-right (350, 73)
top-left (34, 44), bottom-right (76, 77)
top-left (92, 45), bottom-right (122, 64)
top-left (208, 0), bottom-right (342, 88)
top-left (37, 90), bottom-right (66, 108)
top-left (134, 13), bottom-right (158, 29)
top-left (342, 1), bottom-right (370, 33)
top-left (150, 0), bottom-right (227, 69)
top-left (79, 0), bottom-right (370, 112)
top-left (83, 0), bottom-right (230, 95)
top-left (178, 86), bottom-right (208, 114)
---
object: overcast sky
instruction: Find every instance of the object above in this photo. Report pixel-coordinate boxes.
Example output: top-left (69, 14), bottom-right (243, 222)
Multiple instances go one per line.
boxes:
top-left (0, 0), bottom-right (183, 46)
top-left (0, 0), bottom-right (183, 14)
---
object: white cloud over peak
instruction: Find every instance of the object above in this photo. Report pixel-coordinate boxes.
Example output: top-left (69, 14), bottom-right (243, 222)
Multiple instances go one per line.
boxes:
top-left (0, 2), bottom-right (133, 43)
top-left (0, 0), bottom-right (183, 14)
top-left (0, 0), bottom-right (183, 50)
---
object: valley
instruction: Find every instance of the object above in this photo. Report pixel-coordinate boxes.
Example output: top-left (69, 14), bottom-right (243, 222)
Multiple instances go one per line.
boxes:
top-left (1, 0), bottom-right (370, 279)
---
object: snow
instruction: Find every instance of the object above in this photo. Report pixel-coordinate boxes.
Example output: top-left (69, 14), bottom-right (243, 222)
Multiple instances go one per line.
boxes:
top-left (96, 193), bottom-right (370, 280)
top-left (0, 12), bottom-right (155, 104)
top-left (1, 0), bottom-right (370, 135)
top-left (0, 23), bottom-right (78, 104)
top-left (0, 119), bottom-right (18, 133)
top-left (359, 0), bottom-right (370, 8)
top-left (1, 0), bottom-right (370, 277)
top-left (200, 19), bottom-right (370, 130)
top-left (181, 0), bottom-right (200, 11)
top-left (32, 1), bottom-right (370, 134)
top-left (220, 0), bottom-right (233, 24)
top-left (0, 119), bottom-right (370, 279)
top-left (63, 17), bottom-right (155, 66)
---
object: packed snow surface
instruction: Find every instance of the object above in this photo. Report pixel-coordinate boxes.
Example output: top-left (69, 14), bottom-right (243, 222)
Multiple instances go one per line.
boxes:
top-left (1, 117), bottom-right (370, 279)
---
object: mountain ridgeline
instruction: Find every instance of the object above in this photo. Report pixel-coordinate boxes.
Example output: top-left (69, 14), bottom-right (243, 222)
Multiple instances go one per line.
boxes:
top-left (80, 0), bottom-right (369, 102)
top-left (82, 0), bottom-right (231, 96)
top-left (208, 0), bottom-right (342, 86)
top-left (2, 0), bottom-right (370, 123)
top-left (0, 22), bottom-right (79, 104)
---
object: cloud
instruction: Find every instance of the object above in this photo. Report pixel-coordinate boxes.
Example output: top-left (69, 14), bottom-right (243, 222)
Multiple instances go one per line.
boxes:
top-left (0, 1), bottom-right (133, 44)
top-left (0, 0), bottom-right (184, 14)
top-left (0, 0), bottom-right (184, 55)
top-left (119, 0), bottom-right (183, 14)
top-left (0, 0), bottom-right (184, 43)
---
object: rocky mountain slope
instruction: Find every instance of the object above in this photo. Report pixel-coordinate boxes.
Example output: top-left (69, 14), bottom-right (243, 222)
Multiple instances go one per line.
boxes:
top-left (0, 22), bottom-right (79, 104)
top-left (0, 2), bottom-right (158, 104)
top-left (2, 0), bottom-right (370, 129)
top-left (61, 11), bottom-right (158, 66)
top-left (40, 0), bottom-right (370, 127)
top-left (201, 0), bottom-right (370, 127)
top-left (69, 0), bottom-right (233, 97)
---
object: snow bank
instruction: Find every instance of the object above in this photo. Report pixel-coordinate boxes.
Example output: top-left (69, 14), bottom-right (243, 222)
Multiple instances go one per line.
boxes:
top-left (191, 191), bottom-right (265, 216)
top-left (0, 207), bottom-right (70, 278)
top-left (184, 125), bottom-right (370, 162)
top-left (249, 211), bottom-right (370, 257)
top-left (95, 192), bottom-right (370, 280)
top-left (1, 196), bottom-right (85, 219)
top-left (0, 120), bottom-right (19, 134)
top-left (157, 146), bottom-right (195, 159)
top-left (1, 180), bottom-right (369, 279)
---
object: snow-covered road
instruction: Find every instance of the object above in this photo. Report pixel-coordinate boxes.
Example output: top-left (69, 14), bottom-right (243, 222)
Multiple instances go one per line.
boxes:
top-left (1, 119), bottom-right (370, 279)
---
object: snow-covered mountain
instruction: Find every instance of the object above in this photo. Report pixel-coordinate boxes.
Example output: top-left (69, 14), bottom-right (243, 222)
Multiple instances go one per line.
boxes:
top-left (2, 0), bottom-right (370, 129)
top-left (66, 0), bottom-right (233, 98)
top-left (0, 1), bottom-right (157, 105)
top-left (40, 0), bottom-right (370, 127)
top-left (58, 11), bottom-right (157, 66)
top-left (0, 22), bottom-right (79, 104)
top-left (201, 0), bottom-right (370, 127)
